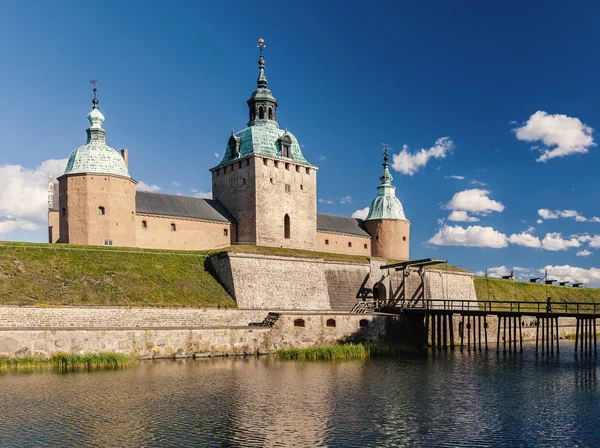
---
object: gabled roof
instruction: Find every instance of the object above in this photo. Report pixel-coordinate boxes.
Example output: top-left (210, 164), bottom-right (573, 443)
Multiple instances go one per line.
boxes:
top-left (317, 213), bottom-right (371, 238)
top-left (136, 191), bottom-right (235, 223)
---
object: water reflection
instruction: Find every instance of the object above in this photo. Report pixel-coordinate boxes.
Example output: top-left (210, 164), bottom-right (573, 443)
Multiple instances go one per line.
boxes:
top-left (1, 345), bottom-right (599, 447)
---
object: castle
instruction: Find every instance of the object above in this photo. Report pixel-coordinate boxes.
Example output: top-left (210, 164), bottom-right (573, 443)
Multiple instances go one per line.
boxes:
top-left (47, 40), bottom-right (410, 259)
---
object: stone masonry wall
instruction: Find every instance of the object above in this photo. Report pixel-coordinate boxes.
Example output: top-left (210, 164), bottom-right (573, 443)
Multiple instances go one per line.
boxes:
top-left (323, 262), bottom-right (371, 311)
top-left (425, 269), bottom-right (476, 301)
top-left (0, 307), bottom-right (268, 329)
top-left (316, 231), bottom-right (371, 256)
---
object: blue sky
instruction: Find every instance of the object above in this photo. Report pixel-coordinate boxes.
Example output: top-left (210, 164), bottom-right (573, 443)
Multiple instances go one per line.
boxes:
top-left (1, 1), bottom-right (600, 284)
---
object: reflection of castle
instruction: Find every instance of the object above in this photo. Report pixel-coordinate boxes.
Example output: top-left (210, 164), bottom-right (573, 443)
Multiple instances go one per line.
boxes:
top-left (47, 40), bottom-right (410, 259)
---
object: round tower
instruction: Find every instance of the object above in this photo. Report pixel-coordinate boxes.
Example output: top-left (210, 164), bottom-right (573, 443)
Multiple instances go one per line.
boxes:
top-left (364, 145), bottom-right (410, 260)
top-left (57, 83), bottom-right (137, 247)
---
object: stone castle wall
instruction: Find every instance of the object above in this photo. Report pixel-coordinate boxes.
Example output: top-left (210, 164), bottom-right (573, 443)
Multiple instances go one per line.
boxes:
top-left (316, 231), bottom-right (371, 256)
top-left (424, 269), bottom-right (477, 301)
top-left (134, 214), bottom-right (233, 251)
top-left (365, 219), bottom-right (410, 260)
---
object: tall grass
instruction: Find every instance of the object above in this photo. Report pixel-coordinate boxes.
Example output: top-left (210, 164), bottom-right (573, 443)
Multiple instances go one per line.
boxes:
top-left (276, 342), bottom-right (418, 361)
top-left (0, 352), bottom-right (137, 373)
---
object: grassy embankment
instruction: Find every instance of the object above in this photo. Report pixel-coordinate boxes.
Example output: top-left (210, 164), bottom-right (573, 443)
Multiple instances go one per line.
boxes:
top-left (277, 342), bottom-right (419, 361)
top-left (474, 277), bottom-right (600, 304)
top-left (0, 352), bottom-right (137, 372)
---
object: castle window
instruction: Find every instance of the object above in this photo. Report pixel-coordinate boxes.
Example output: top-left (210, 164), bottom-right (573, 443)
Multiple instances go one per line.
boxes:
top-left (325, 239), bottom-right (329, 245)
top-left (306, 168), bottom-right (310, 175)
top-left (259, 106), bottom-right (265, 120)
top-left (294, 318), bottom-right (305, 327)
top-left (285, 184), bottom-right (291, 193)
top-left (274, 161), bottom-right (279, 168)
top-left (376, 235), bottom-right (380, 241)
top-left (238, 162), bottom-right (242, 169)
top-left (364, 244), bottom-right (368, 249)
top-left (403, 236), bottom-right (406, 241)
top-left (284, 214), bottom-right (290, 239)
top-left (268, 107), bottom-right (273, 120)
top-left (98, 206), bottom-right (105, 215)
top-left (270, 178), bottom-right (274, 184)
top-left (326, 319), bottom-right (336, 328)
top-left (104, 240), bottom-right (113, 246)
top-left (280, 134), bottom-right (292, 158)
top-left (348, 242), bottom-right (352, 248)
top-left (285, 163), bottom-right (290, 170)
top-left (223, 228), bottom-right (228, 237)
top-left (228, 134), bottom-right (240, 159)
top-left (264, 158), bottom-right (268, 166)
top-left (300, 184), bottom-right (304, 191)
top-left (231, 164), bottom-right (234, 172)
top-left (246, 159), bottom-right (250, 167)
top-left (61, 208), bottom-right (66, 217)
top-left (359, 319), bottom-right (369, 328)
top-left (141, 220), bottom-right (147, 229)
top-left (171, 223), bottom-right (177, 232)
top-left (296, 165), bottom-right (300, 173)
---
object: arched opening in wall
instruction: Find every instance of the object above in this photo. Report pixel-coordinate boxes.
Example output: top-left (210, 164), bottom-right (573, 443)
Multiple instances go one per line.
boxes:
top-left (98, 206), bottom-right (105, 215)
top-left (171, 223), bottom-right (177, 232)
top-left (326, 319), bottom-right (336, 328)
top-left (359, 319), bottom-right (369, 328)
top-left (284, 214), bottom-right (290, 239)
top-left (268, 107), bottom-right (273, 120)
top-left (223, 228), bottom-right (228, 237)
top-left (259, 106), bottom-right (264, 120)
top-left (373, 282), bottom-right (387, 302)
top-left (141, 220), bottom-right (147, 229)
top-left (294, 318), bottom-right (305, 327)
top-left (348, 242), bottom-right (352, 248)
top-left (364, 244), bottom-right (368, 249)
top-left (325, 239), bottom-right (329, 245)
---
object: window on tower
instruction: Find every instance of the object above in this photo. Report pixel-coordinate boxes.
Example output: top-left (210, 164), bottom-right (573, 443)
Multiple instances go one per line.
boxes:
top-left (284, 214), bottom-right (290, 239)
top-left (280, 134), bottom-right (292, 158)
top-left (98, 206), bottom-right (105, 215)
top-left (268, 107), bottom-right (273, 120)
top-left (285, 184), bottom-right (291, 193)
top-left (259, 106), bottom-right (265, 120)
top-left (141, 220), bottom-right (147, 229)
top-left (171, 223), bottom-right (177, 232)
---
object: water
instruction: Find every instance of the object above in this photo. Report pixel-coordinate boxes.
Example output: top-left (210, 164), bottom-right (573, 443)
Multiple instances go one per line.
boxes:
top-left (1, 344), bottom-right (599, 447)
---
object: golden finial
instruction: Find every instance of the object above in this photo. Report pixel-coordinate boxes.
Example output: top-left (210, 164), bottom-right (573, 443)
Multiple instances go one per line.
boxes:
top-left (257, 38), bottom-right (266, 58)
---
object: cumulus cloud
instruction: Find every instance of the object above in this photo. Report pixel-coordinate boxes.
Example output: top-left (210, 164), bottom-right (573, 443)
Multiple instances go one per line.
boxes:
top-left (514, 111), bottom-right (596, 162)
top-left (538, 208), bottom-right (588, 222)
top-left (391, 137), bottom-right (454, 176)
top-left (540, 232), bottom-right (580, 251)
top-left (340, 196), bottom-right (353, 204)
top-left (0, 158), bottom-right (68, 234)
top-left (509, 232), bottom-right (542, 248)
top-left (447, 175), bottom-right (465, 180)
top-left (136, 181), bottom-right (162, 193)
top-left (192, 191), bottom-right (212, 199)
top-left (577, 250), bottom-right (592, 257)
top-left (447, 210), bottom-right (479, 222)
top-left (318, 198), bottom-right (334, 205)
top-left (476, 266), bottom-right (512, 277)
top-left (428, 225), bottom-right (508, 248)
top-left (588, 235), bottom-right (600, 248)
top-left (213, 153), bottom-right (219, 158)
top-left (544, 265), bottom-right (600, 287)
top-left (537, 219), bottom-right (544, 224)
top-left (445, 189), bottom-right (504, 215)
top-left (351, 207), bottom-right (370, 220)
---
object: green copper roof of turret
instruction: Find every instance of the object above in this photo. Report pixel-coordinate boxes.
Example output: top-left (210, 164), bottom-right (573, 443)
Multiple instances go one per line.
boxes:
top-left (366, 148), bottom-right (407, 221)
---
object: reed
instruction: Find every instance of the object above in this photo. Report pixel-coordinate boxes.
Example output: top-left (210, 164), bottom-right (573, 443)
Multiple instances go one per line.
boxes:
top-left (0, 352), bottom-right (137, 373)
top-left (276, 342), bottom-right (418, 361)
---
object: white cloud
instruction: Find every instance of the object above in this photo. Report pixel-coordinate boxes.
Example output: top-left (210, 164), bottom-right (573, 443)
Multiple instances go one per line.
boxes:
top-left (445, 189), bottom-right (504, 215)
top-left (427, 225), bottom-right (508, 248)
top-left (514, 111), bottom-right (596, 162)
top-left (538, 208), bottom-right (587, 222)
top-left (447, 175), bottom-right (465, 180)
top-left (509, 232), bottom-right (542, 248)
top-left (172, 181), bottom-right (181, 187)
top-left (213, 153), bottom-right (219, 158)
top-left (470, 180), bottom-right (487, 186)
top-left (0, 158), bottom-right (68, 234)
top-left (485, 266), bottom-right (512, 277)
top-left (588, 236), bottom-right (600, 248)
top-left (447, 210), bottom-right (480, 222)
top-left (540, 232), bottom-right (580, 251)
top-left (318, 155), bottom-right (327, 161)
top-left (319, 198), bottom-right (334, 204)
top-left (592, 217), bottom-right (600, 223)
top-left (536, 219), bottom-right (543, 224)
top-left (391, 137), bottom-right (454, 176)
top-left (136, 181), bottom-right (162, 193)
top-left (351, 207), bottom-right (370, 220)
top-left (340, 196), bottom-right (353, 204)
top-left (544, 265), bottom-right (600, 287)
top-left (193, 191), bottom-right (212, 199)
top-left (577, 250), bottom-right (592, 257)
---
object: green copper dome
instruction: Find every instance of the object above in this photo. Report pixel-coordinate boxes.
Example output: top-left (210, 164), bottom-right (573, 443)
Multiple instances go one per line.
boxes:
top-left (63, 98), bottom-right (130, 178)
top-left (366, 150), bottom-right (407, 221)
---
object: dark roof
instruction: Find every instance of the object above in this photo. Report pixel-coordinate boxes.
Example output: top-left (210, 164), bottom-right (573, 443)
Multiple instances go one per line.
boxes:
top-left (136, 191), bottom-right (235, 223)
top-left (317, 213), bottom-right (371, 237)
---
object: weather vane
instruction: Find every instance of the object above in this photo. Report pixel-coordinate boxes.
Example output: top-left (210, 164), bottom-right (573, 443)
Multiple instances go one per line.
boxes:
top-left (382, 142), bottom-right (390, 164)
top-left (90, 78), bottom-right (98, 108)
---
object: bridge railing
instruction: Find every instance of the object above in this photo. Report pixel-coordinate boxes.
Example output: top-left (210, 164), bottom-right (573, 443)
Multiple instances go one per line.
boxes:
top-left (422, 299), bottom-right (600, 314)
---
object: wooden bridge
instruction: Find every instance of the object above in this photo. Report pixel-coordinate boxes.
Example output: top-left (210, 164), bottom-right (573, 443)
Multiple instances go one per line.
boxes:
top-left (379, 299), bottom-right (599, 356)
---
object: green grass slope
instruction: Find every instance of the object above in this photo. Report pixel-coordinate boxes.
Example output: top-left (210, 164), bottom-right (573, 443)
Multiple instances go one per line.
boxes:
top-left (0, 242), bottom-right (235, 307)
top-left (474, 277), bottom-right (600, 303)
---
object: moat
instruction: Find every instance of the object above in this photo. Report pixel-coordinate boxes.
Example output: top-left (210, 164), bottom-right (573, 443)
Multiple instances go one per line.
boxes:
top-left (1, 346), bottom-right (599, 447)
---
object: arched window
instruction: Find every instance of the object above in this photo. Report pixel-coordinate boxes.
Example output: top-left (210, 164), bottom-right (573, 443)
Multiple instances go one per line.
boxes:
top-left (223, 228), bottom-right (228, 237)
top-left (364, 244), bottom-right (368, 249)
top-left (98, 206), bottom-right (105, 215)
top-left (359, 319), bottom-right (369, 328)
top-left (228, 135), bottom-right (240, 159)
top-left (268, 107), bottom-right (273, 120)
top-left (284, 214), bottom-right (290, 239)
top-left (171, 223), bottom-right (177, 232)
top-left (294, 318), bottom-right (305, 327)
top-left (280, 134), bottom-right (292, 158)
top-left (325, 239), bottom-right (329, 245)
top-left (141, 220), bottom-right (147, 229)
top-left (326, 319), bottom-right (336, 328)
top-left (348, 242), bottom-right (352, 248)
top-left (259, 106), bottom-right (264, 120)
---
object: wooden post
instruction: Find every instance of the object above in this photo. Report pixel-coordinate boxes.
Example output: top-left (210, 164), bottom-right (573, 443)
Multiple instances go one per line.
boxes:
top-left (437, 314), bottom-right (442, 349)
top-left (535, 317), bottom-right (539, 354)
top-left (478, 316), bottom-right (482, 352)
top-left (519, 317), bottom-right (523, 353)
top-left (508, 316), bottom-right (511, 352)
top-left (594, 318), bottom-right (597, 356)
top-left (460, 315), bottom-right (465, 352)
top-left (555, 317), bottom-right (559, 354)
top-left (424, 313), bottom-right (430, 348)
top-left (496, 315), bottom-right (501, 353)
top-left (449, 314), bottom-right (455, 349)
top-left (484, 315), bottom-right (489, 351)
top-left (472, 315), bottom-right (477, 351)
top-left (443, 313), bottom-right (448, 349)
top-left (431, 312), bottom-right (436, 349)
top-left (580, 318), bottom-right (585, 354)
top-left (503, 315), bottom-right (507, 353)
top-left (467, 316), bottom-right (471, 351)
top-left (541, 318), bottom-right (545, 354)
top-left (575, 318), bottom-right (579, 355)
top-left (550, 315), bottom-right (554, 353)
top-left (513, 316), bottom-right (517, 353)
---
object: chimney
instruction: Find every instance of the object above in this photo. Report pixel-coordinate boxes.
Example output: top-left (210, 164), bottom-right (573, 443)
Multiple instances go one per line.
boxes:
top-left (121, 149), bottom-right (129, 168)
